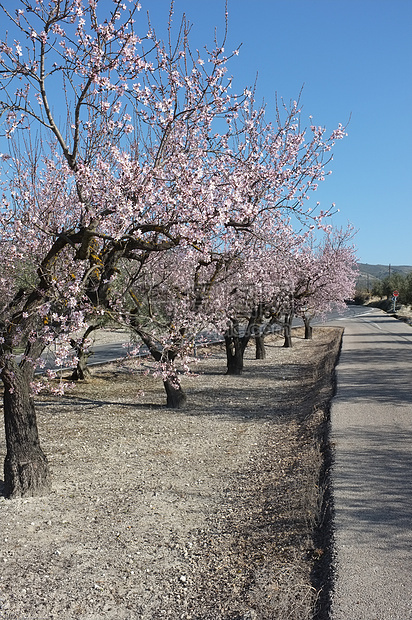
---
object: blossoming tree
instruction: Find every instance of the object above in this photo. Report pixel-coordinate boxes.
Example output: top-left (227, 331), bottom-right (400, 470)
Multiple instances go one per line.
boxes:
top-left (292, 226), bottom-right (358, 339)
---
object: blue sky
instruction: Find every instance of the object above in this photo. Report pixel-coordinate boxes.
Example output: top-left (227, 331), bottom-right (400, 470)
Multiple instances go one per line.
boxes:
top-left (145, 0), bottom-right (412, 266)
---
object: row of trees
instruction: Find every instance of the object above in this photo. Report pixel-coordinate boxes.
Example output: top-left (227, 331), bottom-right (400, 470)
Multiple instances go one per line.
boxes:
top-left (0, 0), bottom-right (356, 498)
top-left (106, 221), bottom-right (356, 389)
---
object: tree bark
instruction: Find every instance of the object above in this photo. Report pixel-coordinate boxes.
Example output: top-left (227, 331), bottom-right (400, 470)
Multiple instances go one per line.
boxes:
top-left (70, 324), bottom-right (98, 381)
top-left (163, 371), bottom-right (187, 409)
top-left (70, 347), bottom-right (92, 380)
top-left (130, 324), bottom-right (187, 408)
top-left (283, 313), bottom-right (293, 348)
top-left (303, 316), bottom-right (313, 340)
top-left (255, 334), bottom-right (266, 359)
top-left (2, 359), bottom-right (51, 499)
top-left (225, 335), bottom-right (244, 374)
top-left (224, 321), bottom-right (246, 375)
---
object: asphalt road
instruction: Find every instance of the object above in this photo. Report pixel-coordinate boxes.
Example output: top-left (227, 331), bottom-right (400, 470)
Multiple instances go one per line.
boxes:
top-left (326, 308), bottom-right (412, 619)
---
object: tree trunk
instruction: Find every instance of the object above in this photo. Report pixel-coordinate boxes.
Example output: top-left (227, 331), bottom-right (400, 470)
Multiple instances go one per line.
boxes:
top-left (303, 316), bottom-right (313, 340)
top-left (70, 324), bottom-right (97, 381)
top-left (225, 318), bottom-right (252, 374)
top-left (1, 360), bottom-right (51, 499)
top-left (248, 316), bottom-right (266, 360)
top-left (129, 325), bottom-right (187, 408)
top-left (255, 334), bottom-right (266, 359)
top-left (163, 372), bottom-right (187, 409)
top-left (225, 332), bottom-right (244, 375)
top-left (283, 313), bottom-right (293, 348)
top-left (70, 347), bottom-right (92, 380)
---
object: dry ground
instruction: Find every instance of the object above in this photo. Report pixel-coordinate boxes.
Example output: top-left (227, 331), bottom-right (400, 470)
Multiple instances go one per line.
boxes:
top-left (0, 326), bottom-right (342, 620)
top-left (394, 304), bottom-right (412, 325)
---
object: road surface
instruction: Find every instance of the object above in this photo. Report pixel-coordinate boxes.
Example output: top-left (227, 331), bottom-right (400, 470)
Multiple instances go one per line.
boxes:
top-left (327, 308), bottom-right (412, 619)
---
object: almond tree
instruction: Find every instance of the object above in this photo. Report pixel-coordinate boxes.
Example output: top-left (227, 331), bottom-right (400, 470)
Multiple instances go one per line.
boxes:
top-left (0, 160), bottom-right (91, 498)
top-left (251, 226), bottom-right (357, 352)
top-left (115, 245), bottom-right (235, 407)
top-left (218, 223), bottom-right (299, 373)
top-left (292, 226), bottom-right (358, 338)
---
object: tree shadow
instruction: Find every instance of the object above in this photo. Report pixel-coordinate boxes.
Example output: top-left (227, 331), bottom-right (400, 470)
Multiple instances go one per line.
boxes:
top-left (31, 348), bottom-right (331, 425)
top-left (181, 359), bottom-right (334, 424)
top-left (335, 345), bottom-right (412, 405)
top-left (36, 395), bottom-right (164, 413)
top-left (332, 425), bottom-right (412, 551)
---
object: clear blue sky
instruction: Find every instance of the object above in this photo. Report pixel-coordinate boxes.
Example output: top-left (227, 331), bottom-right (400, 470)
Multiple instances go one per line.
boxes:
top-left (145, 0), bottom-right (412, 266)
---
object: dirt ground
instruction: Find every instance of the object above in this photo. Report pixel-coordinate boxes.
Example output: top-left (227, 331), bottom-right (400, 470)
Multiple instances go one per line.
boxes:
top-left (393, 304), bottom-right (412, 325)
top-left (0, 326), bottom-right (342, 620)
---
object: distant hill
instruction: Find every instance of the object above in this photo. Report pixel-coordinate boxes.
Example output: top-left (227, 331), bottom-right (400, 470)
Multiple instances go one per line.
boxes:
top-left (356, 263), bottom-right (412, 289)
top-left (358, 263), bottom-right (412, 278)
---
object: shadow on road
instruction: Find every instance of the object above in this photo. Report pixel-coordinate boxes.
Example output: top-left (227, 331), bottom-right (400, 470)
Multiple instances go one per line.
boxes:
top-left (333, 425), bottom-right (412, 551)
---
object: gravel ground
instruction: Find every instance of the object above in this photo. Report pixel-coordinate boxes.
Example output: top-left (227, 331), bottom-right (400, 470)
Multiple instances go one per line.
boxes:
top-left (0, 327), bottom-right (342, 620)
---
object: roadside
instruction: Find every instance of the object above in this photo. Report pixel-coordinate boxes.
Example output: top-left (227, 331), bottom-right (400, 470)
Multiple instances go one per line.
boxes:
top-left (365, 299), bottom-right (412, 325)
top-left (329, 309), bottom-right (412, 619)
top-left (392, 304), bottom-right (412, 325)
top-left (0, 327), bottom-right (342, 620)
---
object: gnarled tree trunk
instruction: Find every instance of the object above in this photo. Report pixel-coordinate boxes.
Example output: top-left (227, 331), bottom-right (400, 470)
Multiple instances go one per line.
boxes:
top-left (163, 367), bottom-right (187, 409)
top-left (70, 347), bottom-right (92, 380)
top-left (225, 332), bottom-right (244, 375)
top-left (248, 318), bottom-right (267, 360)
top-left (225, 320), bottom-right (249, 375)
top-left (131, 323), bottom-right (187, 408)
top-left (1, 359), bottom-right (50, 499)
top-left (70, 324), bottom-right (99, 381)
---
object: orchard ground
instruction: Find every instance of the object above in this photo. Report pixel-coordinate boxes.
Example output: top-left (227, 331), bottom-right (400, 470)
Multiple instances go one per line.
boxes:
top-left (1, 326), bottom-right (342, 619)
